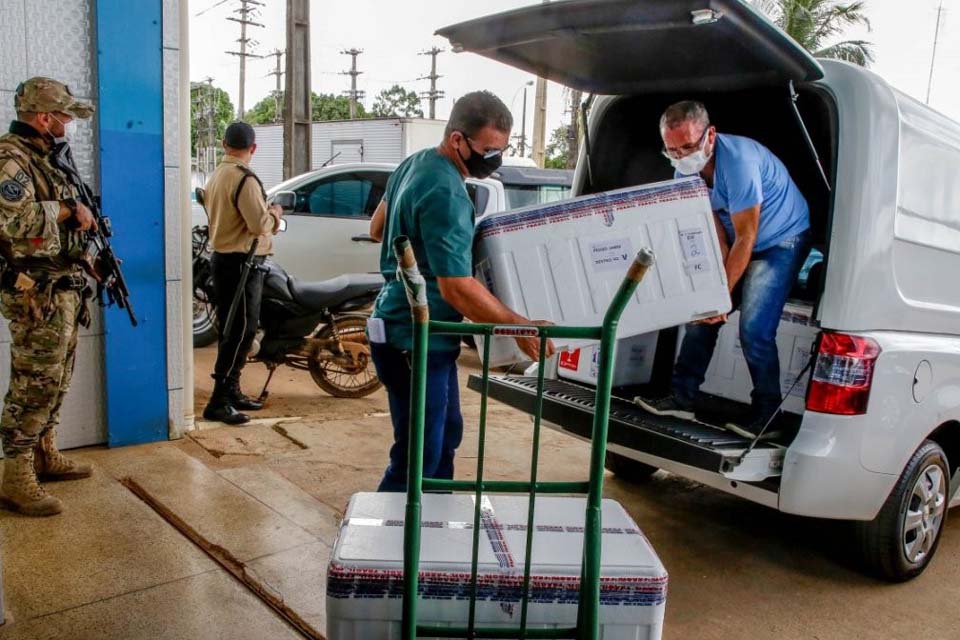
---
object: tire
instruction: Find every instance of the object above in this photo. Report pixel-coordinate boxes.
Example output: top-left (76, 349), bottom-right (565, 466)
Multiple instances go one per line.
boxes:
top-left (856, 439), bottom-right (949, 582)
top-left (605, 451), bottom-right (659, 483)
top-left (308, 315), bottom-right (382, 398)
top-left (193, 288), bottom-right (218, 347)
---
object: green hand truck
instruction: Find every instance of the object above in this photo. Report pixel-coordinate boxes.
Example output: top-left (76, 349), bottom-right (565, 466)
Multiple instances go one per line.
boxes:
top-left (392, 235), bottom-right (655, 640)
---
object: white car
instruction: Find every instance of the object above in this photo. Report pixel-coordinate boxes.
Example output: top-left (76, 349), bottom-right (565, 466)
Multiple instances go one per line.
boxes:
top-left (440, 0), bottom-right (960, 581)
top-left (268, 163), bottom-right (507, 281)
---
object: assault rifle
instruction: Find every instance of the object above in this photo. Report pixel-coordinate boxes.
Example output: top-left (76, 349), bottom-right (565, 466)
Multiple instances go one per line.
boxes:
top-left (49, 142), bottom-right (138, 327)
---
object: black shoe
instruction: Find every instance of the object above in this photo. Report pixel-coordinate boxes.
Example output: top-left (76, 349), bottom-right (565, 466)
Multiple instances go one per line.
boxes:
top-left (202, 401), bottom-right (251, 425)
top-left (229, 384), bottom-right (264, 411)
top-left (633, 394), bottom-right (696, 421)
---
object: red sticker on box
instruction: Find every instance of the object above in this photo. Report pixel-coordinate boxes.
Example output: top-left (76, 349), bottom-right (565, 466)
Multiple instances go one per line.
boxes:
top-left (558, 349), bottom-right (581, 371)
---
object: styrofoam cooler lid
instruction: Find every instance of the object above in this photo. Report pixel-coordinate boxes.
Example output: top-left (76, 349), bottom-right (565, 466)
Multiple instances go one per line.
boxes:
top-left (329, 493), bottom-right (668, 607)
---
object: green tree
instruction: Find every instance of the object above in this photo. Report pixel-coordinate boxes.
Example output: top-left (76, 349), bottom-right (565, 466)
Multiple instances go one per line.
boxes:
top-left (190, 81), bottom-right (234, 154)
top-left (312, 93), bottom-right (369, 120)
top-left (544, 125), bottom-right (570, 170)
top-left (371, 85), bottom-right (424, 118)
top-left (243, 91), bottom-right (369, 123)
top-left (754, 0), bottom-right (874, 66)
top-left (244, 91), bottom-right (283, 125)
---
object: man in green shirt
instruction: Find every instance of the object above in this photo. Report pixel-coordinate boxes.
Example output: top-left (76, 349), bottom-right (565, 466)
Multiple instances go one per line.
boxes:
top-left (368, 91), bottom-right (554, 492)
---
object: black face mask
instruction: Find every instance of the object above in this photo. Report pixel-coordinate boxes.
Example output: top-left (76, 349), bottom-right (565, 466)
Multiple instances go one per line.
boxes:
top-left (458, 133), bottom-right (502, 179)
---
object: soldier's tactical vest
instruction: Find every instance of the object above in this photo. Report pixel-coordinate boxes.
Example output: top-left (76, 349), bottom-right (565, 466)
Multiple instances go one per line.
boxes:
top-left (0, 132), bottom-right (85, 274)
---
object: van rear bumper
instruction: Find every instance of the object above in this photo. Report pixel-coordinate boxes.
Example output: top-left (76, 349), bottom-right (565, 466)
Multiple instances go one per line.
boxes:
top-left (779, 414), bottom-right (897, 520)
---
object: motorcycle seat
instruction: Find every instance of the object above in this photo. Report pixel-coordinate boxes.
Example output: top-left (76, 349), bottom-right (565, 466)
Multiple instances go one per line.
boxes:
top-left (287, 273), bottom-right (384, 311)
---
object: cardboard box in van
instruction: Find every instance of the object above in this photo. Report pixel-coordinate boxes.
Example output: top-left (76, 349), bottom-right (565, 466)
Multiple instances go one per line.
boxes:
top-left (475, 177), bottom-right (731, 364)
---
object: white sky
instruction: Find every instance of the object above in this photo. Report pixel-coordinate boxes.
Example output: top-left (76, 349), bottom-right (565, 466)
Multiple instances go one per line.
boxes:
top-left (189, 0), bottom-right (960, 144)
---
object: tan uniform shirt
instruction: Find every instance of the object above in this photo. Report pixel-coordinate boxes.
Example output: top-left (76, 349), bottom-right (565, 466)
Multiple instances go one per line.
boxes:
top-left (205, 156), bottom-right (277, 255)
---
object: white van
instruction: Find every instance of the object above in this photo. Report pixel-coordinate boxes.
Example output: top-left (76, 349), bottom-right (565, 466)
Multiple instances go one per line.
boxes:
top-left (439, 0), bottom-right (960, 581)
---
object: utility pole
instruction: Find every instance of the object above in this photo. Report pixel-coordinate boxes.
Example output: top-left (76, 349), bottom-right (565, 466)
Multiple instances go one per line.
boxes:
top-left (518, 85), bottom-right (529, 157)
top-left (268, 49), bottom-right (284, 122)
top-left (419, 47), bottom-right (445, 119)
top-left (531, 0), bottom-right (550, 167)
top-left (225, 0), bottom-right (264, 119)
top-left (341, 48), bottom-right (365, 119)
top-left (926, 1), bottom-right (945, 105)
top-left (284, 0), bottom-right (311, 179)
top-left (567, 89), bottom-right (582, 170)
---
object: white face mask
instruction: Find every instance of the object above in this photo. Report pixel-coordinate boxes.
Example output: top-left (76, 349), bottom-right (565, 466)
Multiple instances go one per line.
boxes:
top-left (665, 129), bottom-right (713, 176)
top-left (49, 115), bottom-right (77, 143)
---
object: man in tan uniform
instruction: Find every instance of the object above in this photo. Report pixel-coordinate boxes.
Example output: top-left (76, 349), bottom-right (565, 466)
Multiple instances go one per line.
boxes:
top-left (203, 122), bottom-right (282, 425)
top-left (0, 77), bottom-right (98, 516)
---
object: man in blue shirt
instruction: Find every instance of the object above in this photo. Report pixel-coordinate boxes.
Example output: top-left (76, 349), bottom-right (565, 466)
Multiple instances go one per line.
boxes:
top-left (367, 91), bottom-right (555, 492)
top-left (636, 101), bottom-right (811, 438)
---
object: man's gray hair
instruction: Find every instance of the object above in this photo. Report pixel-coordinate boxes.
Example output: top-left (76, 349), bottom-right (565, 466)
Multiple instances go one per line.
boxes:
top-left (660, 101), bottom-right (710, 133)
top-left (444, 91), bottom-right (513, 138)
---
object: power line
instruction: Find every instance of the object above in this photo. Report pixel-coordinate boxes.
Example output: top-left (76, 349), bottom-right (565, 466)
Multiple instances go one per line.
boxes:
top-left (195, 0), bottom-right (231, 17)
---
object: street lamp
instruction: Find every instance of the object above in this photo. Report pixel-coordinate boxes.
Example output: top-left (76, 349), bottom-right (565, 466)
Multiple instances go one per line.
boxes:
top-left (511, 80), bottom-right (535, 157)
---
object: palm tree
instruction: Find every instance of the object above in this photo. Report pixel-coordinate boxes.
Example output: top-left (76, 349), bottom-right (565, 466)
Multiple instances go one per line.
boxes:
top-left (754, 0), bottom-right (874, 67)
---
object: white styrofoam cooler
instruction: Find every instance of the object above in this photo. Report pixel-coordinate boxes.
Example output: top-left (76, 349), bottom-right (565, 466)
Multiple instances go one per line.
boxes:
top-left (474, 177), bottom-right (731, 365)
top-left (327, 492), bottom-right (667, 639)
top-left (683, 301), bottom-right (819, 415)
top-left (557, 332), bottom-right (659, 387)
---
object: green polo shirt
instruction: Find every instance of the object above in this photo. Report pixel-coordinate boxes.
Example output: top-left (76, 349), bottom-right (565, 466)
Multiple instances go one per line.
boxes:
top-left (372, 148), bottom-right (475, 351)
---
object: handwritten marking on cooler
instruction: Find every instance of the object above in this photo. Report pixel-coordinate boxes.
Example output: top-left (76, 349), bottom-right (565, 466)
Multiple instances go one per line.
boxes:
top-left (589, 237), bottom-right (635, 273)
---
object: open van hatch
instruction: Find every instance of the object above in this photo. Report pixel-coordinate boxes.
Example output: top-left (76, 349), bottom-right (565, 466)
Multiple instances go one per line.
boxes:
top-left (436, 0), bottom-right (824, 94)
top-left (468, 375), bottom-right (785, 482)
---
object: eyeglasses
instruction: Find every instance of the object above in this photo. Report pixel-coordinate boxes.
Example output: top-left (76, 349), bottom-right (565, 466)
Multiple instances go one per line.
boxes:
top-left (662, 126), bottom-right (709, 160)
top-left (459, 131), bottom-right (504, 160)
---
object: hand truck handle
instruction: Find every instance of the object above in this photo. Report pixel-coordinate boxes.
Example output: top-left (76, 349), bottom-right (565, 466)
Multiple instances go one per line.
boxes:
top-left (393, 236), bottom-right (429, 323)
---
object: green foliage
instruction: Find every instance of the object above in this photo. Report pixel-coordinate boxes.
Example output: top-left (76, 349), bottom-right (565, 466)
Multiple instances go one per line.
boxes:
top-left (244, 91), bottom-right (283, 125)
top-left (190, 81), bottom-right (235, 155)
top-left (371, 85), bottom-right (424, 118)
top-left (242, 91), bottom-right (370, 123)
top-left (544, 125), bottom-right (570, 169)
top-left (754, 0), bottom-right (874, 66)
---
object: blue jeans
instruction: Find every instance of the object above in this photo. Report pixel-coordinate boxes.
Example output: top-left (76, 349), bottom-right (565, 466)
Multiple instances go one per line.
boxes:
top-left (371, 343), bottom-right (464, 493)
top-left (673, 231), bottom-right (811, 419)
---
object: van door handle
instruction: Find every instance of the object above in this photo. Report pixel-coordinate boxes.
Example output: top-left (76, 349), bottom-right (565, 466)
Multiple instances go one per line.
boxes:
top-left (351, 234), bottom-right (377, 243)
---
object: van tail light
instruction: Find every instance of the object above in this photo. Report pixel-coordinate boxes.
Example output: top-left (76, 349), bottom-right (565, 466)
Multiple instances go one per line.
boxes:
top-left (806, 333), bottom-right (881, 416)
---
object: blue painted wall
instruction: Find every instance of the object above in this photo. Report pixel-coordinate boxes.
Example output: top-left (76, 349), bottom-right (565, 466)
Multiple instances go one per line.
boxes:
top-left (96, 0), bottom-right (168, 446)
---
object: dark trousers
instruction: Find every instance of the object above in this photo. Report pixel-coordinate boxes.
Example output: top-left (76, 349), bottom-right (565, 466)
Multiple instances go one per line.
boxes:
top-left (371, 342), bottom-right (463, 493)
top-left (212, 251), bottom-right (264, 383)
top-left (673, 231), bottom-right (811, 419)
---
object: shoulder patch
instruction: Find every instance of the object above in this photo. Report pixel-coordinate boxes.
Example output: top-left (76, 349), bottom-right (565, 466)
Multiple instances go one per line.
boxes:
top-left (13, 170), bottom-right (30, 186)
top-left (0, 180), bottom-right (25, 202)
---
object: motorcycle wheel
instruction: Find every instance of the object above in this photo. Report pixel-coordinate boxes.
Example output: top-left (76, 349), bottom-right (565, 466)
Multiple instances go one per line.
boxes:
top-left (308, 315), bottom-right (382, 398)
top-left (193, 286), bottom-right (218, 347)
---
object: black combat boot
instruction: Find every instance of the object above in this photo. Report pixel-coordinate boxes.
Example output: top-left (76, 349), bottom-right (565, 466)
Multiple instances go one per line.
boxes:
top-left (203, 378), bottom-right (251, 425)
top-left (227, 378), bottom-right (264, 411)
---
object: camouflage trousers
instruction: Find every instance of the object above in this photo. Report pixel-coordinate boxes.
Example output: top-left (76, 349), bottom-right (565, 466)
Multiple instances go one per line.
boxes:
top-left (0, 287), bottom-right (80, 457)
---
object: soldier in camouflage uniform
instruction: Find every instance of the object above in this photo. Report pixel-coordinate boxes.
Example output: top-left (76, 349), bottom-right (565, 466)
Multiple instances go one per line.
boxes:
top-left (0, 77), bottom-right (98, 517)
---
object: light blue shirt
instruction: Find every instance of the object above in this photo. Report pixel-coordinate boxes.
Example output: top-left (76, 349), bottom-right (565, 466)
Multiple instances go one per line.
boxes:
top-left (676, 133), bottom-right (809, 252)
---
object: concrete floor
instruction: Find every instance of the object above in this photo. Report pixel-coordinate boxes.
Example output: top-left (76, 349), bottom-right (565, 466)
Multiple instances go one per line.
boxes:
top-left (1, 345), bottom-right (959, 639)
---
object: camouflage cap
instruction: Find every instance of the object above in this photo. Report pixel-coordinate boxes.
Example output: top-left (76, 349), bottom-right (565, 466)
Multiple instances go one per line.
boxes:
top-left (14, 77), bottom-right (94, 119)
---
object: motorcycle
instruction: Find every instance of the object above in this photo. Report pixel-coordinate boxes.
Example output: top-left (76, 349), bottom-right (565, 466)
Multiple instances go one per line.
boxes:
top-left (192, 189), bottom-right (384, 399)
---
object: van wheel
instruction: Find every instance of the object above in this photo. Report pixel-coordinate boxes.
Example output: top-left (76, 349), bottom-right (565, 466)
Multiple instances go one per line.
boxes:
top-left (605, 451), bottom-right (658, 483)
top-left (856, 439), bottom-right (949, 582)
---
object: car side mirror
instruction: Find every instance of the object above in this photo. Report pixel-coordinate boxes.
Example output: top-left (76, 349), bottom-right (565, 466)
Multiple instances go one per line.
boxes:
top-left (195, 187), bottom-right (206, 208)
top-left (278, 218), bottom-right (288, 232)
top-left (272, 190), bottom-right (296, 212)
